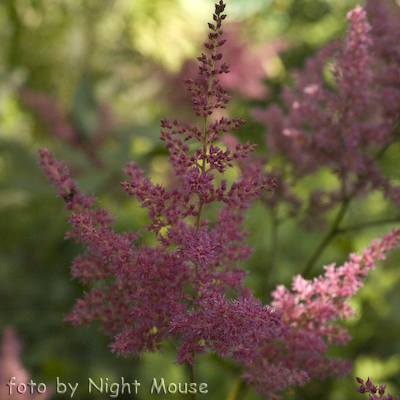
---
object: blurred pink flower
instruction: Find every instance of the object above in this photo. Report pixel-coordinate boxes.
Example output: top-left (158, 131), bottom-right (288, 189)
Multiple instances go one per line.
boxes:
top-left (0, 327), bottom-right (53, 399)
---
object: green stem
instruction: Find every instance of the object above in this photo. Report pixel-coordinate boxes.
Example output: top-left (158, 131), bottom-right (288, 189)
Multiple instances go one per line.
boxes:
top-left (225, 378), bottom-right (251, 400)
top-left (6, 0), bottom-right (22, 68)
top-left (301, 182), bottom-right (351, 278)
top-left (301, 133), bottom-right (399, 278)
top-left (337, 215), bottom-right (400, 233)
top-left (192, 29), bottom-right (220, 399)
top-left (188, 361), bottom-right (196, 400)
top-left (265, 206), bottom-right (279, 292)
top-left (235, 386), bottom-right (251, 400)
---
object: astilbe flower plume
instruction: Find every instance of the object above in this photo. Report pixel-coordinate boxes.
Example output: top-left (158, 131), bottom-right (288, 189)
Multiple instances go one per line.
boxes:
top-left (38, 0), bottom-right (279, 377)
top-left (254, 0), bottom-right (400, 232)
top-left (162, 22), bottom-right (288, 110)
top-left (38, 2), bottom-right (400, 399)
top-left (240, 228), bottom-right (400, 398)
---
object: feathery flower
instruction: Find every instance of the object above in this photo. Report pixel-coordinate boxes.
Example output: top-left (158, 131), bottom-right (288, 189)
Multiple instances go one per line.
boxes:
top-left (38, 2), bottom-right (400, 399)
top-left (38, 0), bottom-right (277, 366)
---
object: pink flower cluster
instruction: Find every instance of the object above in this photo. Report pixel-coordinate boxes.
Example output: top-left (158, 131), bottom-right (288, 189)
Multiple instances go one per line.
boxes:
top-left (38, 1), bottom-right (400, 399)
top-left (0, 327), bottom-right (52, 399)
top-left (356, 377), bottom-right (399, 400)
top-left (254, 0), bottom-right (400, 231)
top-left (19, 87), bottom-right (113, 169)
top-left (241, 228), bottom-right (400, 398)
top-left (38, 0), bottom-right (279, 374)
top-left (273, 230), bottom-right (400, 344)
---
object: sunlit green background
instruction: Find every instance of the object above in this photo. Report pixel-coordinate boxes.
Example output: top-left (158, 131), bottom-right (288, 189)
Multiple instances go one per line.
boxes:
top-left (1, 0), bottom-right (399, 399)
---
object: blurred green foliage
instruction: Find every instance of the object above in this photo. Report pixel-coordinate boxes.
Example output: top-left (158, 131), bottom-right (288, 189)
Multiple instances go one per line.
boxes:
top-left (1, 0), bottom-right (399, 399)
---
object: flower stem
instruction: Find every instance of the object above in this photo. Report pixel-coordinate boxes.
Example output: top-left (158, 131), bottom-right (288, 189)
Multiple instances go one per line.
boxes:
top-left (265, 205), bottom-right (279, 292)
top-left (301, 183), bottom-right (351, 277)
top-left (227, 379), bottom-right (250, 400)
top-left (188, 360), bottom-right (196, 400)
top-left (337, 216), bottom-right (400, 233)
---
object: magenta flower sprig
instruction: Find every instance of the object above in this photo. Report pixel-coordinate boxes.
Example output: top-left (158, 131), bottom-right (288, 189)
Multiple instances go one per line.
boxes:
top-left (38, 148), bottom-right (78, 201)
top-left (186, 0), bottom-right (231, 118)
top-left (240, 228), bottom-right (400, 399)
top-left (271, 228), bottom-right (400, 345)
top-left (38, 1), bottom-right (279, 381)
top-left (252, 0), bottom-right (400, 278)
top-left (37, 2), bottom-right (400, 399)
top-left (356, 377), bottom-right (399, 400)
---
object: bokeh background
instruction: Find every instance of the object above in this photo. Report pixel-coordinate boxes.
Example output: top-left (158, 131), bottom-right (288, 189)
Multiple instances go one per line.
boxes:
top-left (1, 0), bottom-right (399, 399)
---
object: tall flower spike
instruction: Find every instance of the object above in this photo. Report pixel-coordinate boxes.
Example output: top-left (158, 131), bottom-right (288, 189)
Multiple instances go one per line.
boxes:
top-left (185, 0), bottom-right (231, 117)
top-left (253, 0), bottom-right (400, 236)
top-left (39, 0), bottom-right (277, 366)
top-left (37, 2), bottom-right (400, 399)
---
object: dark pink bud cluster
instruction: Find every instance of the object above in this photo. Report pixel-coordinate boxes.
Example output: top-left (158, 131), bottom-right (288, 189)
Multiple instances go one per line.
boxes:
top-left (356, 377), bottom-right (399, 399)
top-left (38, 148), bottom-right (77, 200)
top-left (183, 1), bottom-right (232, 118)
top-left (159, 115), bottom-right (257, 177)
